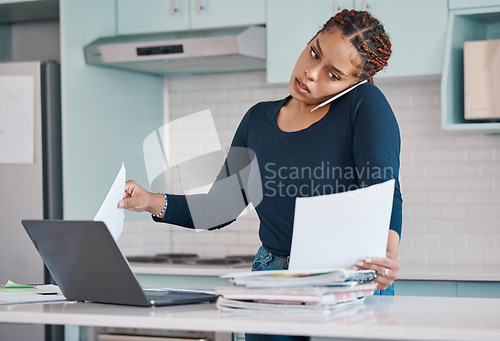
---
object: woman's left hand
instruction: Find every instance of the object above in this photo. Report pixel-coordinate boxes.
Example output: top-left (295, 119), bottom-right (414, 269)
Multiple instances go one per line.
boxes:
top-left (352, 254), bottom-right (400, 290)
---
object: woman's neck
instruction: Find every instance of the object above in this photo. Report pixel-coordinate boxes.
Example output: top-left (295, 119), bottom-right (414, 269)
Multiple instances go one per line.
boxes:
top-left (277, 97), bottom-right (331, 132)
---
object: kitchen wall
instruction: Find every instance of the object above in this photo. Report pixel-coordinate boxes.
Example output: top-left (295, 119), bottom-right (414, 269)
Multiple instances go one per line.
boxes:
top-left (119, 70), bottom-right (500, 275)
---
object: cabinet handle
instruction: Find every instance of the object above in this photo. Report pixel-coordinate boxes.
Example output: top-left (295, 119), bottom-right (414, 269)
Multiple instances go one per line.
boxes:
top-left (170, 0), bottom-right (178, 16)
top-left (333, 1), bottom-right (338, 15)
top-left (195, 0), bottom-right (204, 14)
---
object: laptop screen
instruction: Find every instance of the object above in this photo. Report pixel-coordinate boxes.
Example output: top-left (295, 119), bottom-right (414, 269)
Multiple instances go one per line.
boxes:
top-left (23, 220), bottom-right (153, 306)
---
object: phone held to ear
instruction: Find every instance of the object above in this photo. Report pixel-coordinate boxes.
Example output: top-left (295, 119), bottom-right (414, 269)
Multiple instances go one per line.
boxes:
top-left (310, 80), bottom-right (368, 112)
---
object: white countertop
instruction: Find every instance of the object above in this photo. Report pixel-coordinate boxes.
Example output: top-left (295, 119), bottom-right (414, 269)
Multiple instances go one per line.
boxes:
top-left (1, 296), bottom-right (500, 340)
top-left (130, 263), bottom-right (500, 281)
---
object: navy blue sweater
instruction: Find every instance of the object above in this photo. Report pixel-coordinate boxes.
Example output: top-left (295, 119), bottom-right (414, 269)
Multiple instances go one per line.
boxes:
top-left (155, 83), bottom-right (402, 256)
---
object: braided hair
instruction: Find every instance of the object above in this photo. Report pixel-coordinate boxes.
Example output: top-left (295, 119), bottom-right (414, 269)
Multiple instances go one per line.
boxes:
top-left (317, 9), bottom-right (392, 83)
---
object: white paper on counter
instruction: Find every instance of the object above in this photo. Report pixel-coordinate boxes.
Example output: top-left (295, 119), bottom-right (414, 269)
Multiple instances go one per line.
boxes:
top-left (94, 163), bottom-right (126, 240)
top-left (0, 75), bottom-right (35, 164)
top-left (289, 179), bottom-right (395, 271)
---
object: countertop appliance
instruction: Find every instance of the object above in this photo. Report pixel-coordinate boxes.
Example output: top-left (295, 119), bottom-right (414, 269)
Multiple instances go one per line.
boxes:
top-left (0, 61), bottom-right (62, 341)
top-left (84, 26), bottom-right (265, 76)
top-left (464, 39), bottom-right (500, 120)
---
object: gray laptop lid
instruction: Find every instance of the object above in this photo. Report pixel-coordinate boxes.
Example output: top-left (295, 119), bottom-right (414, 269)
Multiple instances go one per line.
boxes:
top-left (21, 220), bottom-right (217, 307)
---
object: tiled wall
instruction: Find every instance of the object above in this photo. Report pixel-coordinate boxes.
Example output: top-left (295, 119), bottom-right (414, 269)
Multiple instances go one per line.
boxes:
top-left (120, 70), bottom-right (500, 275)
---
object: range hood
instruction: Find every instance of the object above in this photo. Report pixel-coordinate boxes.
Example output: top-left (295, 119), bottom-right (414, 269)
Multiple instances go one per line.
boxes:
top-left (84, 26), bottom-right (266, 76)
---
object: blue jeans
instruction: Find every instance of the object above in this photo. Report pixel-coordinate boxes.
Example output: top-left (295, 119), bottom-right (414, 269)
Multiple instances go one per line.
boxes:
top-left (251, 245), bottom-right (289, 271)
top-left (374, 283), bottom-right (395, 296)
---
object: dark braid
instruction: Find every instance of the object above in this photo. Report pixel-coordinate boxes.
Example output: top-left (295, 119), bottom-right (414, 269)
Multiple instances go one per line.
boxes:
top-left (317, 9), bottom-right (392, 83)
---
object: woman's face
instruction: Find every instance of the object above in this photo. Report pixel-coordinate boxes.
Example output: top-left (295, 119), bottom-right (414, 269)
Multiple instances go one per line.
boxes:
top-left (289, 28), bottom-right (362, 106)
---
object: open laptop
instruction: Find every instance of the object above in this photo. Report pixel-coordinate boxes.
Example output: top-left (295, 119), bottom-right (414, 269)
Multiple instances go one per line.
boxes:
top-left (21, 220), bottom-right (218, 307)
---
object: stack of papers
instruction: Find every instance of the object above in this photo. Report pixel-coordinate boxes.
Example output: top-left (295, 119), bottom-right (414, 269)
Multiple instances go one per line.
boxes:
top-left (222, 268), bottom-right (377, 288)
top-left (215, 269), bottom-right (377, 315)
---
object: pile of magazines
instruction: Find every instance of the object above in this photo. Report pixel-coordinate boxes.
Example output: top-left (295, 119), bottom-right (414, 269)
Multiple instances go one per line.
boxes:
top-left (215, 268), bottom-right (377, 316)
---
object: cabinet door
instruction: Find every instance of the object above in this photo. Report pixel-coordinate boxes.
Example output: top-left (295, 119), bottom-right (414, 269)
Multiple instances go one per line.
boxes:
top-left (117, 0), bottom-right (190, 35)
top-left (190, 0), bottom-right (265, 30)
top-left (353, 0), bottom-right (448, 78)
top-left (449, 0), bottom-right (500, 9)
top-left (266, 0), bottom-right (354, 84)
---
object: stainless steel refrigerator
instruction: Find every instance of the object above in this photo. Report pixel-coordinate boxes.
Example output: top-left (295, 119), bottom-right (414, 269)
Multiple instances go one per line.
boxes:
top-left (0, 61), bottom-right (62, 341)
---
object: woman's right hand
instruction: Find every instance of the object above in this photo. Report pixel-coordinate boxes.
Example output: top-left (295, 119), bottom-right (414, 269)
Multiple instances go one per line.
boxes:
top-left (118, 180), bottom-right (166, 217)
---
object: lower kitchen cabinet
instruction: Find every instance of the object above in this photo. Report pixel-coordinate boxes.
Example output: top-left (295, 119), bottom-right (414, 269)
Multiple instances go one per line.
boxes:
top-left (395, 280), bottom-right (457, 297)
top-left (456, 282), bottom-right (500, 298)
top-left (137, 274), bottom-right (500, 299)
top-left (396, 280), bottom-right (500, 298)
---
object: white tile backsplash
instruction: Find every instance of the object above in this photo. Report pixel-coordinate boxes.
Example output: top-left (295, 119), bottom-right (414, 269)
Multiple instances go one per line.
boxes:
top-left (120, 70), bottom-right (500, 275)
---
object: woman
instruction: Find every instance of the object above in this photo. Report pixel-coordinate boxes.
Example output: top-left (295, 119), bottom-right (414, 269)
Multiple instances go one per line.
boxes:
top-left (119, 9), bottom-right (402, 297)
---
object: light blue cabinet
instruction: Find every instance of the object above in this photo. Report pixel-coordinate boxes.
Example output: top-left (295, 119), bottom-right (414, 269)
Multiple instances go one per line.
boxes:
top-left (396, 280), bottom-right (500, 298)
top-left (117, 0), bottom-right (265, 36)
top-left (456, 282), bottom-right (500, 298)
top-left (355, 0), bottom-right (448, 78)
top-left (450, 0), bottom-right (500, 9)
top-left (139, 275), bottom-right (500, 299)
top-left (117, 0), bottom-right (190, 35)
top-left (395, 281), bottom-right (457, 297)
top-left (266, 0), bottom-right (448, 83)
top-left (266, 0), bottom-right (353, 84)
top-left (189, 0), bottom-right (265, 30)
top-left (441, 5), bottom-right (500, 130)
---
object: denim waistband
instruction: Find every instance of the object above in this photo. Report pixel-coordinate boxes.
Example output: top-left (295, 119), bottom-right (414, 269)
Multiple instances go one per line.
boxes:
top-left (261, 245), bottom-right (290, 261)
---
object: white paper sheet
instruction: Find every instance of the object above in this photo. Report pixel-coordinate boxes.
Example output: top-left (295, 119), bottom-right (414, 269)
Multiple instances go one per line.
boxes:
top-left (94, 163), bottom-right (126, 240)
top-left (0, 75), bottom-right (35, 164)
top-left (288, 179), bottom-right (395, 271)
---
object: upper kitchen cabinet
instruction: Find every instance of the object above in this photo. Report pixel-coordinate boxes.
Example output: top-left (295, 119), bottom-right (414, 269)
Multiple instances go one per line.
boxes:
top-left (266, 0), bottom-right (353, 84)
top-left (0, 0), bottom-right (58, 24)
top-left (441, 5), bottom-right (500, 130)
top-left (117, 0), bottom-right (265, 36)
top-left (189, 0), bottom-right (265, 30)
top-left (117, 0), bottom-right (190, 35)
top-left (449, 0), bottom-right (500, 10)
top-left (266, 0), bottom-right (448, 83)
top-left (353, 0), bottom-right (448, 79)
